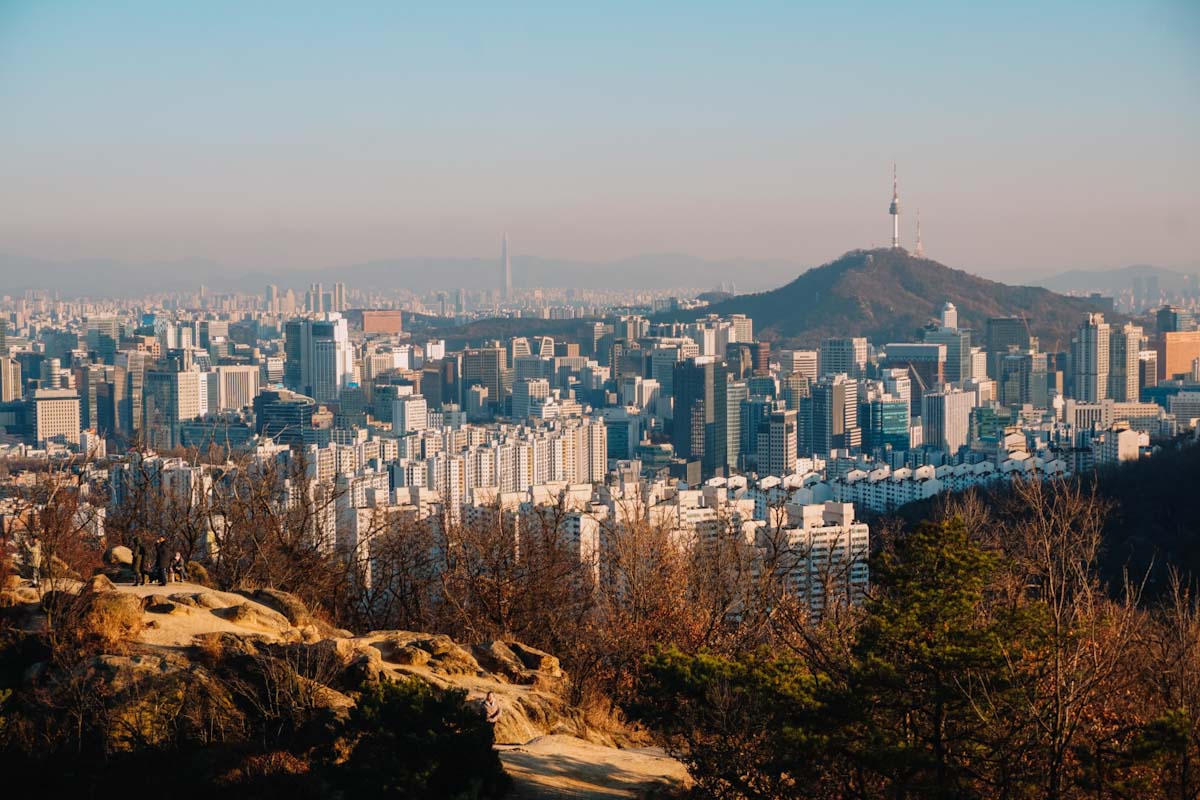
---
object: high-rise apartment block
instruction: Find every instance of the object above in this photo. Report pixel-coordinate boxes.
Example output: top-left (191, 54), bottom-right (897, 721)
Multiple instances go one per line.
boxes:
top-left (1072, 313), bottom-right (1111, 403)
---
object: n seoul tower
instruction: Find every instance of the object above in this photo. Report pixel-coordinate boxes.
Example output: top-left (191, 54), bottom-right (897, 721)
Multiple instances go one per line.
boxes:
top-left (889, 163), bottom-right (901, 249)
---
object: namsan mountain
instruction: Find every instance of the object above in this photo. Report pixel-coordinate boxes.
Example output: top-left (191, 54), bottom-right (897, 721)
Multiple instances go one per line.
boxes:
top-left (670, 248), bottom-right (1114, 348)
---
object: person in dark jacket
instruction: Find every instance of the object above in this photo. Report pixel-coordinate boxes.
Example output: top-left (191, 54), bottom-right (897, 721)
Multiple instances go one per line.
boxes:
top-left (154, 537), bottom-right (170, 586)
top-left (131, 538), bottom-right (145, 586)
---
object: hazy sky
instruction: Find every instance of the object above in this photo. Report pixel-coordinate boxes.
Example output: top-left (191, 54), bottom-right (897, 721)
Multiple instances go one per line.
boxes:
top-left (1, 1), bottom-right (1197, 277)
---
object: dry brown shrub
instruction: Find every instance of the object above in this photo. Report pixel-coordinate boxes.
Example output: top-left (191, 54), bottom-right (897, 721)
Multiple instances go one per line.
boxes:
top-left (83, 592), bottom-right (143, 651)
top-left (194, 632), bottom-right (225, 667)
top-left (186, 561), bottom-right (211, 587)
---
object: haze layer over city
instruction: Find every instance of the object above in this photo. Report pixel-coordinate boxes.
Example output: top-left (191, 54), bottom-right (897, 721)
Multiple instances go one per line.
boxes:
top-left (1, 4), bottom-right (1199, 799)
top-left (1, 1), bottom-right (1198, 294)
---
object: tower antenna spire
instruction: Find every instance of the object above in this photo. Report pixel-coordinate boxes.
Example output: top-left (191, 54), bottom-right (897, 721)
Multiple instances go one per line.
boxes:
top-left (915, 208), bottom-right (924, 258)
top-left (502, 232), bottom-right (512, 301)
top-left (888, 162), bottom-right (901, 249)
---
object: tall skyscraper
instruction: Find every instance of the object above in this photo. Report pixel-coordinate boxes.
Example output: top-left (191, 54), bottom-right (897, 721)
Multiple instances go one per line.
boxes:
top-left (922, 388), bottom-right (976, 454)
top-left (502, 233), bottom-right (513, 301)
top-left (77, 363), bottom-right (117, 430)
top-left (1156, 305), bottom-right (1197, 335)
top-left (0, 356), bottom-right (23, 403)
top-left (1071, 313), bottom-right (1111, 402)
top-left (115, 350), bottom-right (149, 436)
top-left (462, 346), bottom-right (508, 412)
top-left (87, 317), bottom-right (121, 365)
top-left (306, 283), bottom-right (325, 314)
top-left (861, 395), bottom-right (910, 454)
top-left (142, 359), bottom-right (201, 450)
top-left (809, 374), bottom-right (860, 456)
top-left (725, 380), bottom-right (749, 471)
top-left (671, 357), bottom-right (729, 476)
top-left (1108, 323), bottom-right (1142, 402)
top-left (757, 408), bottom-right (798, 477)
top-left (283, 315), bottom-right (353, 403)
top-left (998, 350), bottom-right (1049, 409)
top-left (924, 312), bottom-right (972, 384)
top-left (985, 317), bottom-right (1036, 380)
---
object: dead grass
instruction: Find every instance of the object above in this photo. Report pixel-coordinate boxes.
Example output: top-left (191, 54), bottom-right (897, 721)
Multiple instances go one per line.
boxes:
top-left (83, 592), bottom-right (144, 650)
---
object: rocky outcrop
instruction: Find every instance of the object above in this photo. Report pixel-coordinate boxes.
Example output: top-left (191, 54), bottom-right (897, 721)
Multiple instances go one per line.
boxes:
top-left (5, 574), bottom-right (615, 749)
top-left (236, 587), bottom-right (313, 627)
top-left (104, 545), bottom-right (133, 566)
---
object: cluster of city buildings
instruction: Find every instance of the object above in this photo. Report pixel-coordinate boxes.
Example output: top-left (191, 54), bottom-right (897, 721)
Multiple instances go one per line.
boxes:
top-left (2, 251), bottom-right (1199, 616)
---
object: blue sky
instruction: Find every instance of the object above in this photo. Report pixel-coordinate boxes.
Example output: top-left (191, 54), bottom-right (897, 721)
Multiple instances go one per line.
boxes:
top-left (0, 1), bottom-right (1196, 276)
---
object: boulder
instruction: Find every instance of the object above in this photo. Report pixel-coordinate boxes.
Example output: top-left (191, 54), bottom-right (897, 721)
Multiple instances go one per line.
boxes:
top-left (146, 599), bottom-right (184, 615)
top-left (393, 645), bottom-right (432, 667)
top-left (214, 602), bottom-right (291, 632)
top-left (243, 588), bottom-right (312, 627)
top-left (473, 640), bottom-right (531, 683)
top-left (190, 592), bottom-right (230, 610)
top-left (509, 642), bottom-right (563, 676)
top-left (83, 573), bottom-right (117, 595)
top-left (343, 651), bottom-right (387, 688)
top-left (105, 545), bottom-right (133, 566)
top-left (417, 637), bottom-right (482, 677)
top-left (271, 636), bottom-right (359, 667)
top-left (199, 632), bottom-right (268, 659)
top-left (372, 636), bottom-right (433, 667)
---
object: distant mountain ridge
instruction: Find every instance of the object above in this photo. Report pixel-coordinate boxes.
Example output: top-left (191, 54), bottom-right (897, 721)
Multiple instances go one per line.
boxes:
top-left (1038, 264), bottom-right (1199, 294)
top-left (663, 248), bottom-right (1116, 349)
top-left (0, 251), bottom-right (801, 296)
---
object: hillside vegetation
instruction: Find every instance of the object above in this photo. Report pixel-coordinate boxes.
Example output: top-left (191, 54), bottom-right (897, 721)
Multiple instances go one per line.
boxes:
top-left (667, 248), bottom-right (1112, 347)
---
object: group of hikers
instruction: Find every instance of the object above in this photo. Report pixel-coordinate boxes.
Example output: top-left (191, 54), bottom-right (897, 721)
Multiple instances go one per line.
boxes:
top-left (21, 533), bottom-right (188, 589)
top-left (129, 536), bottom-right (188, 587)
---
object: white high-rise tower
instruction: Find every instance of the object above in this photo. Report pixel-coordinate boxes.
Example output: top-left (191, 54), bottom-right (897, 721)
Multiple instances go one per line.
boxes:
top-left (889, 163), bottom-right (901, 249)
top-left (502, 233), bottom-right (513, 300)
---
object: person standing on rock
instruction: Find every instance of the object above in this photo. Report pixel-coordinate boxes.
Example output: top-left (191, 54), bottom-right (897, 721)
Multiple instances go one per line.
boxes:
top-left (131, 538), bottom-right (146, 586)
top-left (28, 534), bottom-right (42, 589)
top-left (483, 691), bottom-right (502, 729)
top-left (154, 536), bottom-right (170, 587)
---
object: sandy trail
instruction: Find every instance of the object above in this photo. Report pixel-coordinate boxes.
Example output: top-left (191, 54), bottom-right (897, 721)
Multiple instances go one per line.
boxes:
top-left (498, 735), bottom-right (688, 799)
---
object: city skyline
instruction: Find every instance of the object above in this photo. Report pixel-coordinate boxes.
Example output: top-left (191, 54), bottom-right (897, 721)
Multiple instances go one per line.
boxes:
top-left (1, 1), bottom-right (1197, 277)
top-left (3, 5), bottom-right (1200, 795)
